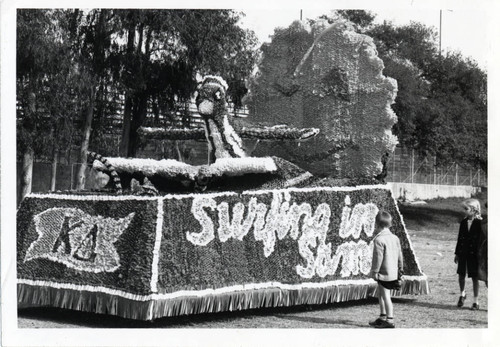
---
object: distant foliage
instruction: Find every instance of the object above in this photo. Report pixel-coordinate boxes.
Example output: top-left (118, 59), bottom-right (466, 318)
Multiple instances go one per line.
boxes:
top-left (17, 10), bottom-right (81, 160)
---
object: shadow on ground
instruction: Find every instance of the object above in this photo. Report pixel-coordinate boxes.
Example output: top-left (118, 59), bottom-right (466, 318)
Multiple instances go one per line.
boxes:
top-left (18, 298), bottom-right (379, 328)
top-left (393, 297), bottom-right (487, 312)
top-left (271, 314), bottom-right (367, 328)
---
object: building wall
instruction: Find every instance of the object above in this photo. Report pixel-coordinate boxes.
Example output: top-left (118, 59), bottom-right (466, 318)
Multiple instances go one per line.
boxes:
top-left (388, 182), bottom-right (481, 202)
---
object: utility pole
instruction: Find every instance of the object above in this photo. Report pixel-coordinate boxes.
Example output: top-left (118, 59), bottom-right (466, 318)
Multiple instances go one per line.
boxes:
top-left (300, 10), bottom-right (302, 20)
top-left (439, 10), bottom-right (442, 56)
top-left (439, 10), bottom-right (453, 57)
top-left (411, 149), bottom-right (415, 184)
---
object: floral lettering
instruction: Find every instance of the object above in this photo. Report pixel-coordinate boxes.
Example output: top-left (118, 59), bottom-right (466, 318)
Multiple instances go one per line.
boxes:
top-left (189, 193), bottom-right (377, 279)
top-left (297, 238), bottom-right (372, 278)
top-left (217, 198), bottom-right (258, 242)
top-left (296, 203), bottom-right (331, 278)
top-left (339, 195), bottom-right (378, 239)
top-left (190, 193), bottom-right (330, 258)
top-left (187, 197), bottom-right (217, 246)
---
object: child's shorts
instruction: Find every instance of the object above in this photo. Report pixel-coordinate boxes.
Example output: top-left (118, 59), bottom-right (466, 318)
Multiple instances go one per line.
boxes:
top-left (378, 279), bottom-right (402, 290)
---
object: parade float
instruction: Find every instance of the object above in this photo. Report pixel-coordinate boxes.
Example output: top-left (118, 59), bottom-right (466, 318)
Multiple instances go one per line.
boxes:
top-left (17, 18), bottom-right (429, 321)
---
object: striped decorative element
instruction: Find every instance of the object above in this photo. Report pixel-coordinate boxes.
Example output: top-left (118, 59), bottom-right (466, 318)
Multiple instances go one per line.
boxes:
top-left (87, 151), bottom-right (122, 194)
top-left (17, 185), bottom-right (429, 320)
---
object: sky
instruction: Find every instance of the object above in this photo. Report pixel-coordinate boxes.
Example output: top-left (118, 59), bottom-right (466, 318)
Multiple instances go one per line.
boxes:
top-left (239, 7), bottom-right (492, 69)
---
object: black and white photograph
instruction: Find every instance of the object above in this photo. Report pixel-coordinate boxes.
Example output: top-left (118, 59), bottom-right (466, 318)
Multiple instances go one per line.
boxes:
top-left (1, 0), bottom-right (498, 346)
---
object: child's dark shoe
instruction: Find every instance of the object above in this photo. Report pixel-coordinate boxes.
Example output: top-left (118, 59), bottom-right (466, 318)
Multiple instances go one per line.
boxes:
top-left (374, 320), bottom-right (395, 329)
top-left (368, 317), bottom-right (386, 327)
top-left (457, 294), bottom-right (467, 307)
top-left (470, 303), bottom-right (479, 311)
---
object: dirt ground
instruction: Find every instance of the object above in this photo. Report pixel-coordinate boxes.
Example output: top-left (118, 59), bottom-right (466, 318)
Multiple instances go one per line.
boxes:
top-left (17, 235), bottom-right (488, 329)
top-left (17, 197), bottom-right (489, 330)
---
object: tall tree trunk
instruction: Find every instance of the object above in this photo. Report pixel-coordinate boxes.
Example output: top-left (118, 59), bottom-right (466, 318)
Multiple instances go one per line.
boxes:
top-left (66, 134), bottom-right (73, 165)
top-left (128, 93), bottom-right (148, 157)
top-left (76, 87), bottom-right (95, 190)
top-left (20, 147), bottom-right (34, 203)
top-left (20, 86), bottom-right (36, 202)
top-left (119, 94), bottom-right (133, 156)
top-left (50, 147), bottom-right (58, 191)
top-left (125, 22), bottom-right (148, 158)
top-left (119, 23), bottom-right (136, 157)
top-left (49, 125), bottom-right (59, 191)
top-left (152, 95), bottom-right (160, 126)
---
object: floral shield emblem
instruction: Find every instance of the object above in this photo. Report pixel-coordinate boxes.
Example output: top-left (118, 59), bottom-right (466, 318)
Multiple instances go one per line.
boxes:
top-left (24, 207), bottom-right (135, 273)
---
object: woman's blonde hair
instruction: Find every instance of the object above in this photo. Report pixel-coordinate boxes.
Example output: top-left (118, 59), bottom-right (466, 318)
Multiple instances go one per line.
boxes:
top-left (462, 198), bottom-right (482, 220)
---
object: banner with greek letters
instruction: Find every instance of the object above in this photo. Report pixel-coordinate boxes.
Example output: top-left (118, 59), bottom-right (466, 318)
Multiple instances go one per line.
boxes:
top-left (17, 195), bottom-right (159, 296)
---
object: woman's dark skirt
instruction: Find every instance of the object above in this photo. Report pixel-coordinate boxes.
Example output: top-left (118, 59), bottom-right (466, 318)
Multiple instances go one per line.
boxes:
top-left (457, 254), bottom-right (478, 278)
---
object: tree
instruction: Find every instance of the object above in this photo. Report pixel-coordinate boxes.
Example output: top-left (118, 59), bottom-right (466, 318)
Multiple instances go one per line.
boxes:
top-left (314, 10), bottom-right (376, 31)
top-left (17, 9), bottom-right (124, 197)
top-left (365, 21), bottom-right (439, 148)
top-left (63, 9), bottom-right (119, 189)
top-left (17, 10), bottom-right (67, 200)
top-left (114, 9), bottom-right (259, 157)
top-left (172, 10), bottom-right (259, 108)
top-left (425, 53), bottom-right (487, 170)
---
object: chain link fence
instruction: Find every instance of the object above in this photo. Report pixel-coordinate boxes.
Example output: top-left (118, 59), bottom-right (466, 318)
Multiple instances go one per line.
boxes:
top-left (386, 146), bottom-right (487, 187)
top-left (18, 145), bottom-right (487, 203)
top-left (17, 162), bottom-right (97, 203)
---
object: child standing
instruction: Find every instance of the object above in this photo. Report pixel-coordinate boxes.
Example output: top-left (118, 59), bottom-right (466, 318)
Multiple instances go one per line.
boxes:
top-left (455, 198), bottom-right (483, 310)
top-left (369, 210), bottom-right (403, 329)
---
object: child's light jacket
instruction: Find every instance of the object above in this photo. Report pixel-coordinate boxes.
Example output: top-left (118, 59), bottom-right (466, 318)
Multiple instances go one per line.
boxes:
top-left (370, 228), bottom-right (403, 281)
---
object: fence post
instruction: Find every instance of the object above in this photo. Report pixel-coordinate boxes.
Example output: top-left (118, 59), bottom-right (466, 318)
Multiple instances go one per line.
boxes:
top-left (399, 148), bottom-right (402, 182)
top-left (455, 163), bottom-right (458, 186)
top-left (70, 164), bottom-right (74, 190)
top-left (392, 150), bottom-right (396, 182)
top-left (411, 149), bottom-right (414, 183)
top-left (433, 156), bottom-right (437, 185)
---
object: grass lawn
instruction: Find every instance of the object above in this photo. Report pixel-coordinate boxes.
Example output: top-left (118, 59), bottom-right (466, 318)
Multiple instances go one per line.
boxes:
top-left (17, 194), bottom-right (488, 329)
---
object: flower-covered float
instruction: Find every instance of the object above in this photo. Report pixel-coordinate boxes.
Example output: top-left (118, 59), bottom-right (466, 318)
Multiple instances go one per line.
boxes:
top-left (17, 20), bottom-right (429, 321)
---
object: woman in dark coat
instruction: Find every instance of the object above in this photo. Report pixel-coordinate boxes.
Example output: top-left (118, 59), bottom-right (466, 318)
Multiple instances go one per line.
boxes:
top-left (454, 198), bottom-right (483, 310)
top-left (477, 205), bottom-right (487, 286)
